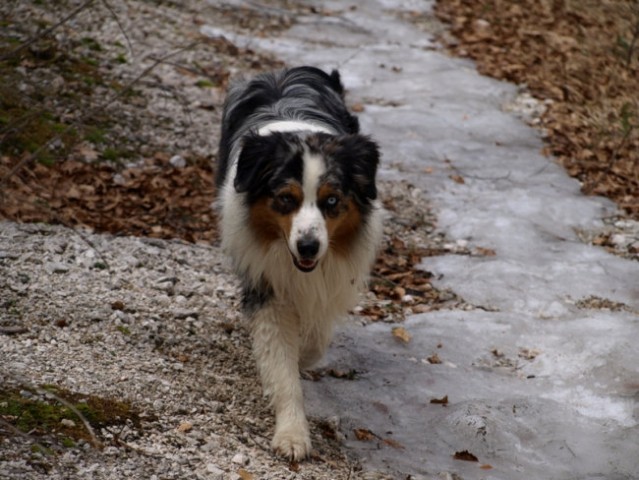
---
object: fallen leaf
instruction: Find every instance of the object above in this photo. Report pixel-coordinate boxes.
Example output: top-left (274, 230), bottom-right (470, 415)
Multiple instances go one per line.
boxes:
top-left (238, 469), bottom-right (254, 480)
top-left (426, 353), bottom-right (442, 364)
top-left (454, 450), bottom-right (478, 462)
top-left (519, 348), bottom-right (541, 360)
top-left (328, 368), bottom-right (358, 380)
top-left (354, 428), bottom-right (376, 441)
top-left (480, 464), bottom-right (493, 470)
top-left (450, 174), bottom-right (465, 184)
top-left (392, 326), bottom-right (412, 343)
top-left (430, 395), bottom-right (449, 405)
top-left (382, 437), bottom-right (405, 449)
top-left (475, 247), bottom-right (496, 256)
top-left (176, 421), bottom-right (193, 433)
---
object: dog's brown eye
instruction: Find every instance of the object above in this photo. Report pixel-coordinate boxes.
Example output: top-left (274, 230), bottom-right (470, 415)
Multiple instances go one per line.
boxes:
top-left (273, 193), bottom-right (299, 213)
top-left (278, 193), bottom-right (295, 205)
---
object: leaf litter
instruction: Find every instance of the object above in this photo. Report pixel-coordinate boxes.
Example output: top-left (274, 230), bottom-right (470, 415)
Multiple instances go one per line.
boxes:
top-left (434, 0), bottom-right (639, 223)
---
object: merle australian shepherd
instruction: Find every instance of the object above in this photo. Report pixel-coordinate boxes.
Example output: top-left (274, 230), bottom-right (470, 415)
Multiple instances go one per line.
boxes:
top-left (216, 66), bottom-right (382, 460)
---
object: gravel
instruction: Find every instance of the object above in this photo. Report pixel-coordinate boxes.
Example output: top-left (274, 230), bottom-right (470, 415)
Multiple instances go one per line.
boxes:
top-left (0, 221), bottom-right (361, 479)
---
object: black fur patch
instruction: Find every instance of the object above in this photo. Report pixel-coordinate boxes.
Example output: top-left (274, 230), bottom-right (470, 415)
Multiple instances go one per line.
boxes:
top-left (217, 67), bottom-right (361, 189)
top-left (241, 277), bottom-right (274, 314)
top-left (234, 132), bottom-right (305, 205)
top-left (307, 133), bottom-right (380, 212)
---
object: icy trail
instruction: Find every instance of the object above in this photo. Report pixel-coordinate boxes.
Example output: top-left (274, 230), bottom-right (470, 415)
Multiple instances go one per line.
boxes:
top-left (204, 1), bottom-right (639, 478)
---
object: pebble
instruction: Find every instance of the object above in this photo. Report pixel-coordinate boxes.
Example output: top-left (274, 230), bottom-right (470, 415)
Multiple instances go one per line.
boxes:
top-left (45, 262), bottom-right (70, 274)
top-left (61, 418), bottom-right (76, 428)
top-left (205, 464), bottom-right (225, 479)
top-left (170, 155), bottom-right (187, 168)
top-left (231, 453), bottom-right (249, 465)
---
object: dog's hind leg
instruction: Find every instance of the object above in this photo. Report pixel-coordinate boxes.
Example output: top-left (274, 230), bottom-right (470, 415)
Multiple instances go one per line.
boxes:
top-left (250, 304), bottom-right (311, 460)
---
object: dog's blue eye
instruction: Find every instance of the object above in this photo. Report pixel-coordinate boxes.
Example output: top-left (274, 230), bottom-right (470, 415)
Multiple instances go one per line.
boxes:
top-left (326, 195), bottom-right (339, 207)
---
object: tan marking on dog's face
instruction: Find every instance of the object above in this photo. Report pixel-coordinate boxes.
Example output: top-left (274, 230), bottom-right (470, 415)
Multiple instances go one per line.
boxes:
top-left (249, 183), bottom-right (303, 248)
top-left (318, 184), bottom-right (362, 256)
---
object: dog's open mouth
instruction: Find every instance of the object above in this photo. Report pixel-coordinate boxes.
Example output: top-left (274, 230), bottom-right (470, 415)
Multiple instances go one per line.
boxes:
top-left (293, 256), bottom-right (318, 273)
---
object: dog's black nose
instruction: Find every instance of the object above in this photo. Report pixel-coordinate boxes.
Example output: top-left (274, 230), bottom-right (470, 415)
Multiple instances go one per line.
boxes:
top-left (297, 237), bottom-right (320, 258)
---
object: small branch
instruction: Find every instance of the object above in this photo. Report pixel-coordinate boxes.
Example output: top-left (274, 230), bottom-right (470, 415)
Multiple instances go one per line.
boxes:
top-left (0, 0), bottom-right (96, 62)
top-left (0, 326), bottom-right (29, 335)
top-left (100, 0), bottom-right (135, 57)
top-left (0, 41), bottom-right (200, 193)
top-left (625, 3), bottom-right (639, 67)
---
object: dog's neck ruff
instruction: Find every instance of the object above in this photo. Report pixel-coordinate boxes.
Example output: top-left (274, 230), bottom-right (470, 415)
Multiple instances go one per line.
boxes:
top-left (257, 120), bottom-right (334, 136)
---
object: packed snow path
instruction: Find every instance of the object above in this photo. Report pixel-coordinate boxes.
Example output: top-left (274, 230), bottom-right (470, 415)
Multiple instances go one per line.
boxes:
top-left (205, 1), bottom-right (639, 478)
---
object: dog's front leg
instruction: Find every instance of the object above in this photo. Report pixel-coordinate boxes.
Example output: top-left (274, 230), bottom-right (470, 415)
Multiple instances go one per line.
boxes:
top-left (251, 304), bottom-right (311, 460)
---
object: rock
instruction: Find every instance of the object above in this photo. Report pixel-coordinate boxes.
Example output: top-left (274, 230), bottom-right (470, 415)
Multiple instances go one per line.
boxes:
top-left (45, 262), bottom-right (70, 274)
top-left (231, 453), bottom-right (249, 465)
top-left (205, 464), bottom-right (225, 479)
top-left (61, 418), bottom-right (76, 428)
top-left (170, 155), bottom-right (187, 168)
top-left (173, 309), bottom-right (199, 319)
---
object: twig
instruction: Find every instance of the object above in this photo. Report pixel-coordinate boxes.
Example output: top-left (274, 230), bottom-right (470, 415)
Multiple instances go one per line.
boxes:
top-left (624, 3), bottom-right (639, 67)
top-left (0, 41), bottom-right (200, 193)
top-left (0, 0), bottom-right (96, 62)
top-left (0, 418), bottom-right (52, 455)
top-left (0, 326), bottom-right (29, 335)
top-left (36, 385), bottom-right (103, 449)
top-left (100, 0), bottom-right (135, 57)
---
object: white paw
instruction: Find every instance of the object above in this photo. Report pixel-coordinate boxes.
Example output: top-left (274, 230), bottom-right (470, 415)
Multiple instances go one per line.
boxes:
top-left (272, 425), bottom-right (312, 461)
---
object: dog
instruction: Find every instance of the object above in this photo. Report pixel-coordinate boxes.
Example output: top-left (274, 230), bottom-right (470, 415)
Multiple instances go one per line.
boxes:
top-left (216, 66), bottom-right (383, 460)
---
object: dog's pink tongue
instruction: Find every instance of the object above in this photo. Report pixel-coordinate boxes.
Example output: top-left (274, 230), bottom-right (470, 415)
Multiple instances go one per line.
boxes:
top-left (299, 259), bottom-right (315, 268)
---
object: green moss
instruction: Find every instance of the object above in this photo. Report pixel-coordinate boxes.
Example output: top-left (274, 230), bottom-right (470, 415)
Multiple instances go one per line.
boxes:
top-left (116, 325), bottom-right (131, 335)
top-left (195, 79), bottom-right (216, 88)
top-left (81, 37), bottom-right (102, 52)
top-left (85, 127), bottom-right (108, 145)
top-left (0, 385), bottom-right (142, 446)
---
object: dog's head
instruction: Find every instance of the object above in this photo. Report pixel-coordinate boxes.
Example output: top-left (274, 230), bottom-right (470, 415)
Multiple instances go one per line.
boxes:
top-left (234, 132), bottom-right (379, 272)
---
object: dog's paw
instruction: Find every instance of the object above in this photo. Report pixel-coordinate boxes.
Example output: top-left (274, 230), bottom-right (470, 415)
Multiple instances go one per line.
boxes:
top-left (272, 425), bottom-right (312, 461)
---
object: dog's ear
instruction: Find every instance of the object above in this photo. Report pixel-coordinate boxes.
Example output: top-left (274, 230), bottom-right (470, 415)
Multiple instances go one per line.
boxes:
top-left (338, 135), bottom-right (380, 201)
top-left (234, 134), bottom-right (281, 194)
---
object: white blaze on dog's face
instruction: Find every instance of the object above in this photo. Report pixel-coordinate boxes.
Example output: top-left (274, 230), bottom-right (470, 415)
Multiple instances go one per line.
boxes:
top-left (288, 152), bottom-right (328, 272)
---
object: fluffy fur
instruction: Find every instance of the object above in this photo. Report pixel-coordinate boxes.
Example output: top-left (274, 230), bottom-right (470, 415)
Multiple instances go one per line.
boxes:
top-left (216, 66), bottom-right (383, 460)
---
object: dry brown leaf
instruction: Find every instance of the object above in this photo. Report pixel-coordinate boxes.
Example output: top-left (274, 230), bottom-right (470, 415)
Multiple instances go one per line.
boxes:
top-left (176, 421), bottom-right (193, 433)
top-left (426, 353), bottom-right (442, 364)
top-left (519, 348), bottom-right (541, 360)
top-left (430, 395), bottom-right (449, 405)
top-left (392, 326), bottom-right (412, 343)
top-left (382, 437), bottom-right (405, 449)
top-left (238, 468), bottom-right (254, 480)
top-left (354, 428), bottom-right (376, 441)
top-left (453, 450), bottom-right (479, 462)
top-left (475, 247), bottom-right (496, 256)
